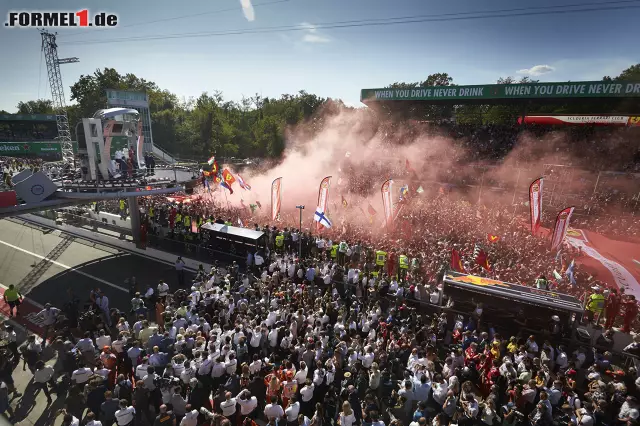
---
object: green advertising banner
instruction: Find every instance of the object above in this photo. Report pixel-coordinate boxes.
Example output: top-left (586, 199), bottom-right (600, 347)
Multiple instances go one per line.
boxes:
top-left (0, 141), bottom-right (63, 155)
top-left (361, 80), bottom-right (640, 102)
top-left (0, 114), bottom-right (57, 121)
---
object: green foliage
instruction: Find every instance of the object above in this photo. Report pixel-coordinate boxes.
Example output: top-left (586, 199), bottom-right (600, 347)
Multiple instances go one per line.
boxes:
top-left (59, 68), bottom-right (330, 159)
top-left (16, 99), bottom-right (54, 114)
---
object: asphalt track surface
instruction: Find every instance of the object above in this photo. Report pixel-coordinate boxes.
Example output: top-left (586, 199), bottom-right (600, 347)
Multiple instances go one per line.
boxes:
top-left (0, 218), bottom-right (195, 314)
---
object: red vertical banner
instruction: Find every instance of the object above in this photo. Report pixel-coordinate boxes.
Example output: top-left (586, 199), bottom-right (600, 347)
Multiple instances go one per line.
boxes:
top-left (381, 179), bottom-right (394, 230)
top-left (529, 177), bottom-right (543, 235)
top-left (271, 177), bottom-right (282, 221)
top-left (316, 176), bottom-right (331, 231)
top-left (551, 206), bottom-right (575, 251)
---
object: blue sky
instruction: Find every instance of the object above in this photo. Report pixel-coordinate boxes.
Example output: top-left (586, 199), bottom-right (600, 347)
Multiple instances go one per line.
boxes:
top-left (1, 0), bottom-right (638, 112)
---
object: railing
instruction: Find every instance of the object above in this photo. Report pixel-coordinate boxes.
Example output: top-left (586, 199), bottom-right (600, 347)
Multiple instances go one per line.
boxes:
top-left (151, 144), bottom-right (176, 164)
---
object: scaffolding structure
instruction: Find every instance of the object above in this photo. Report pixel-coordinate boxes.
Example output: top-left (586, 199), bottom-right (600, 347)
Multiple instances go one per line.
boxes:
top-left (40, 30), bottom-right (79, 166)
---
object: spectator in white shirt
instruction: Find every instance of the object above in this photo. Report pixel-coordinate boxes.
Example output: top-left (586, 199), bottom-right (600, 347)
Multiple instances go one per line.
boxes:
top-left (285, 396), bottom-right (301, 423)
top-left (264, 395), bottom-right (285, 421)
top-left (33, 360), bottom-right (55, 402)
top-left (36, 303), bottom-right (60, 343)
top-left (219, 392), bottom-right (237, 417)
top-left (95, 329), bottom-right (112, 350)
top-left (180, 406), bottom-right (198, 426)
top-left (114, 399), bottom-right (135, 425)
top-left (237, 390), bottom-right (258, 419)
top-left (71, 364), bottom-right (93, 385)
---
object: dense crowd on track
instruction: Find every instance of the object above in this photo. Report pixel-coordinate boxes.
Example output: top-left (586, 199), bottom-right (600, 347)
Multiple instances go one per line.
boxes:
top-left (0, 122), bottom-right (639, 426)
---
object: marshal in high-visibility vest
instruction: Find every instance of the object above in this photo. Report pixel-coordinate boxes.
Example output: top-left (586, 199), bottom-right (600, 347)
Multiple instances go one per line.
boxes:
top-left (119, 200), bottom-right (126, 210)
top-left (176, 213), bottom-right (183, 223)
top-left (183, 215), bottom-right (191, 227)
top-left (331, 244), bottom-right (339, 258)
top-left (275, 234), bottom-right (285, 247)
top-left (399, 255), bottom-right (409, 269)
top-left (148, 206), bottom-right (154, 218)
top-left (587, 293), bottom-right (605, 313)
top-left (375, 250), bottom-right (387, 266)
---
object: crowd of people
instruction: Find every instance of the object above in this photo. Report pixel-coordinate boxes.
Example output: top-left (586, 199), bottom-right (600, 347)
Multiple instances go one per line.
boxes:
top-left (2, 229), bottom-right (639, 426)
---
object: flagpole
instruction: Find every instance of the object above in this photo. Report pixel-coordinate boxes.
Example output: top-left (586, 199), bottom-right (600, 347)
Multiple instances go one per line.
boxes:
top-left (223, 188), bottom-right (230, 210)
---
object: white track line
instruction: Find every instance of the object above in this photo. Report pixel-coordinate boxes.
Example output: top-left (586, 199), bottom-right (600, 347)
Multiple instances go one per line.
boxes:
top-left (0, 239), bottom-right (127, 293)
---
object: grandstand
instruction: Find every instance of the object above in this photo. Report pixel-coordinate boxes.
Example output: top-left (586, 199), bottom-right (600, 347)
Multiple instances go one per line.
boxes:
top-left (0, 113), bottom-right (72, 161)
top-left (361, 79), bottom-right (640, 219)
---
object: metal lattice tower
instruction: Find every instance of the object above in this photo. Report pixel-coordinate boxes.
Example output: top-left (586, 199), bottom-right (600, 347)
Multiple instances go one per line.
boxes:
top-left (40, 30), bottom-right (79, 166)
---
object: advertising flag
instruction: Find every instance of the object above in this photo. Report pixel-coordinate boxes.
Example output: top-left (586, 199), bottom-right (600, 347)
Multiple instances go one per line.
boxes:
top-left (529, 177), bottom-right (543, 235)
top-left (551, 206), bottom-right (575, 250)
top-left (381, 179), bottom-right (394, 229)
top-left (271, 177), bottom-right (282, 221)
top-left (222, 169), bottom-right (236, 186)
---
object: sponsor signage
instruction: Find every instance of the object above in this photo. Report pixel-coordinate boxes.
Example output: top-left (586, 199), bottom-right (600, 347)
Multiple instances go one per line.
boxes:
top-left (361, 80), bottom-right (640, 102)
top-left (0, 141), bottom-right (63, 155)
top-left (0, 114), bottom-right (56, 121)
top-left (106, 89), bottom-right (149, 108)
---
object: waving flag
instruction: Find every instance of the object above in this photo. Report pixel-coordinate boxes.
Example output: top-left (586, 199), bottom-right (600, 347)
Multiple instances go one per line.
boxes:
top-left (314, 209), bottom-right (332, 228)
top-left (565, 259), bottom-right (576, 285)
top-left (207, 155), bottom-right (216, 166)
top-left (211, 160), bottom-right (219, 175)
top-left (399, 184), bottom-right (409, 202)
top-left (416, 186), bottom-right (424, 194)
top-left (451, 249), bottom-right (464, 272)
top-left (222, 169), bottom-right (236, 186)
top-left (342, 195), bottom-right (348, 208)
top-left (529, 177), bottom-right (543, 235)
top-left (249, 204), bottom-right (257, 214)
top-left (551, 206), bottom-right (575, 250)
top-left (271, 177), bottom-right (282, 221)
top-left (237, 174), bottom-right (251, 191)
top-left (475, 248), bottom-right (491, 271)
top-left (316, 176), bottom-right (332, 231)
top-left (220, 181), bottom-right (234, 194)
top-left (256, 200), bottom-right (262, 209)
top-left (406, 159), bottom-right (417, 174)
top-left (487, 234), bottom-right (500, 243)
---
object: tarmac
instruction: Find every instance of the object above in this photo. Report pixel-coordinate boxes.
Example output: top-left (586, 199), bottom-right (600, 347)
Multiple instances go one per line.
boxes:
top-left (0, 217), bottom-right (205, 425)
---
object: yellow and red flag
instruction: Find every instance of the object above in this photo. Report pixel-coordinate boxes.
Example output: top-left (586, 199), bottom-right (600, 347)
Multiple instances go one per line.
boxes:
top-left (211, 160), bottom-right (219, 175)
top-left (451, 249), bottom-right (464, 272)
top-left (487, 234), bottom-right (500, 243)
top-left (222, 169), bottom-right (236, 186)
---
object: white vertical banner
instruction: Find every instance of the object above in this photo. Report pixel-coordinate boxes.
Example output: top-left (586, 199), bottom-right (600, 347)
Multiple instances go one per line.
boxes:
top-left (381, 179), bottom-right (394, 229)
top-left (271, 177), bottom-right (282, 221)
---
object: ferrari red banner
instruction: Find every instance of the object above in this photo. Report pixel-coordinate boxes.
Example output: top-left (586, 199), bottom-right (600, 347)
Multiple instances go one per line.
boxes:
top-left (529, 177), bottom-right (543, 235)
top-left (551, 206), bottom-right (575, 250)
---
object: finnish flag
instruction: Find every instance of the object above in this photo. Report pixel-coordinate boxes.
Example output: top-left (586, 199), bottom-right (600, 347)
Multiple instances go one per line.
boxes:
top-left (314, 208), bottom-right (332, 228)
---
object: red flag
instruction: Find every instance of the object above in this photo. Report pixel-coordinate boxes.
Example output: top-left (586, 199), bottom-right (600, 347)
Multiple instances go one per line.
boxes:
top-left (475, 250), bottom-right (491, 271)
top-left (367, 203), bottom-right (377, 216)
top-left (256, 201), bottom-right (262, 209)
top-left (222, 169), bottom-right (236, 186)
top-left (451, 249), bottom-right (464, 272)
top-left (487, 234), bottom-right (500, 243)
top-left (211, 160), bottom-right (219, 175)
top-left (405, 159), bottom-right (417, 174)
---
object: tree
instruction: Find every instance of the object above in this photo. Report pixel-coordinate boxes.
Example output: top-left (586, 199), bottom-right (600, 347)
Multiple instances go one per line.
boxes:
top-left (16, 99), bottom-right (54, 114)
top-left (420, 73), bottom-right (453, 87)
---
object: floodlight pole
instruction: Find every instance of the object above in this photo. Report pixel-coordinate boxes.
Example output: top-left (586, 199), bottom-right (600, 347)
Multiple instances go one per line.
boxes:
top-left (295, 205), bottom-right (304, 258)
